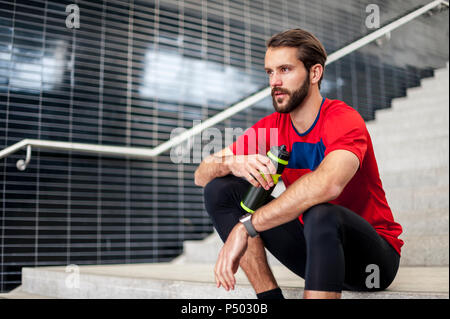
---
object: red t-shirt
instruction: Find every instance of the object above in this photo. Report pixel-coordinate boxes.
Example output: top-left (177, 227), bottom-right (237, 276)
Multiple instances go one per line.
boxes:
top-left (230, 98), bottom-right (404, 255)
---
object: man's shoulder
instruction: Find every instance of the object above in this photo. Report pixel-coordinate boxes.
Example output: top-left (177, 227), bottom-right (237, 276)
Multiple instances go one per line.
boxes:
top-left (322, 98), bottom-right (365, 123)
top-left (323, 98), bottom-right (357, 114)
top-left (253, 111), bottom-right (288, 128)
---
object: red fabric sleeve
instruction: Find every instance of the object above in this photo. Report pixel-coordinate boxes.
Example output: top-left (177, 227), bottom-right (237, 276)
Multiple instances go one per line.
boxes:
top-left (229, 113), bottom-right (279, 156)
top-left (323, 108), bottom-right (368, 168)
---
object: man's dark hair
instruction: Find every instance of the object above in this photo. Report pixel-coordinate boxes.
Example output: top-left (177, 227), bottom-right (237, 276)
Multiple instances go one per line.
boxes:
top-left (267, 29), bottom-right (327, 89)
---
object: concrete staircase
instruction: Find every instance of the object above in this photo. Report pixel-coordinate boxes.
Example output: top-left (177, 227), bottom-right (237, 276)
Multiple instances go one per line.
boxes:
top-left (1, 63), bottom-right (448, 299)
top-left (367, 63), bottom-right (449, 267)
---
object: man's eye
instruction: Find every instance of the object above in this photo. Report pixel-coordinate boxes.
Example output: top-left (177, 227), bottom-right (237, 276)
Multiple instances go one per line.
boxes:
top-left (281, 67), bottom-right (289, 72)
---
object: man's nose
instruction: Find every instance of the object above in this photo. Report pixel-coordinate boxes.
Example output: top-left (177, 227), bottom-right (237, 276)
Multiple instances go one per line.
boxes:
top-left (270, 73), bottom-right (282, 88)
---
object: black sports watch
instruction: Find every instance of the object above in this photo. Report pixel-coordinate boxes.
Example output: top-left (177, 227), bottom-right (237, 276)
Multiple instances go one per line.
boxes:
top-left (239, 213), bottom-right (259, 238)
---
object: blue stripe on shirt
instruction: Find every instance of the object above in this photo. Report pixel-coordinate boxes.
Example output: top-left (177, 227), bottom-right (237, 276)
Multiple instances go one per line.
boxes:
top-left (286, 140), bottom-right (326, 171)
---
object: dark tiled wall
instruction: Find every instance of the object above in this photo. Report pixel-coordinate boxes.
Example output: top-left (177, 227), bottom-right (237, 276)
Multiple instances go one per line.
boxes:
top-left (0, 0), bottom-right (448, 292)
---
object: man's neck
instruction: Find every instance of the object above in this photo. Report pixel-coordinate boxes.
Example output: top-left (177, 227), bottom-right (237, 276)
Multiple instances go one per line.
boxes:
top-left (290, 89), bottom-right (323, 134)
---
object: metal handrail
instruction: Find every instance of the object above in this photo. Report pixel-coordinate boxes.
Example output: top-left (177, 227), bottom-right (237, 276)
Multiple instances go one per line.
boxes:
top-left (1, 0), bottom-right (448, 170)
top-left (0, 139), bottom-right (161, 171)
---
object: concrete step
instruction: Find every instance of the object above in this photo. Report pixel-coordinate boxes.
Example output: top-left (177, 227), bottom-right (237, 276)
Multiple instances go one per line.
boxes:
top-left (375, 153), bottom-right (448, 172)
top-left (0, 287), bottom-right (54, 299)
top-left (413, 69), bottom-right (449, 92)
top-left (385, 185), bottom-right (449, 212)
top-left (424, 70), bottom-right (449, 83)
top-left (373, 138), bottom-right (448, 172)
top-left (380, 166), bottom-right (449, 189)
top-left (389, 95), bottom-right (448, 112)
top-left (406, 85), bottom-right (449, 100)
top-left (366, 108), bottom-right (448, 134)
top-left (372, 132), bottom-right (449, 156)
top-left (421, 74), bottom-right (449, 91)
top-left (399, 235), bottom-right (449, 266)
top-left (369, 124), bottom-right (448, 145)
top-left (367, 118), bottom-right (448, 138)
top-left (434, 65), bottom-right (450, 76)
top-left (374, 142), bottom-right (448, 173)
top-left (375, 100), bottom-right (449, 122)
top-left (173, 231), bottom-right (282, 266)
top-left (6, 263), bottom-right (448, 299)
top-left (172, 231), bottom-right (223, 264)
top-left (395, 208), bottom-right (449, 237)
top-left (429, 67), bottom-right (450, 82)
top-left (391, 99), bottom-right (449, 115)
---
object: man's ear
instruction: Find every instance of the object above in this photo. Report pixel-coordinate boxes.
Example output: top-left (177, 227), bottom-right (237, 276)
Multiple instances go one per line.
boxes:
top-left (310, 64), bottom-right (324, 85)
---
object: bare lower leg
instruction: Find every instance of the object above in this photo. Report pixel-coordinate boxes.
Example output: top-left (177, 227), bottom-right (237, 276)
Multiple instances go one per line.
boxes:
top-left (303, 290), bottom-right (341, 299)
top-left (239, 236), bottom-right (279, 294)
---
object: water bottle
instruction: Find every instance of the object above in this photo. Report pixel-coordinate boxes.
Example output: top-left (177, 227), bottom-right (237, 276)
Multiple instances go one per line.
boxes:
top-left (240, 145), bottom-right (290, 214)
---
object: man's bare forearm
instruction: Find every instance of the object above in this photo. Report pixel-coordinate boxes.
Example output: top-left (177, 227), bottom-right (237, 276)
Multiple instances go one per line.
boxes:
top-left (251, 169), bottom-right (338, 232)
top-left (252, 150), bottom-right (359, 232)
top-left (239, 236), bottom-right (279, 293)
top-left (194, 152), bottom-right (233, 187)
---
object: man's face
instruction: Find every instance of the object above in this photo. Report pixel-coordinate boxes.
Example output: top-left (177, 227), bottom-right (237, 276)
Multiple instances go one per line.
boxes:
top-left (264, 47), bottom-right (310, 113)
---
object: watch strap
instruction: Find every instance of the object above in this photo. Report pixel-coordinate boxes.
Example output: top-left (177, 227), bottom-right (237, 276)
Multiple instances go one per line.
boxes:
top-left (239, 213), bottom-right (259, 238)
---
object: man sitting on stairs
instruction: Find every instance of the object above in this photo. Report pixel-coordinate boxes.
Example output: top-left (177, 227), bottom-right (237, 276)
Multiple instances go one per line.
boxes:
top-left (194, 28), bottom-right (404, 299)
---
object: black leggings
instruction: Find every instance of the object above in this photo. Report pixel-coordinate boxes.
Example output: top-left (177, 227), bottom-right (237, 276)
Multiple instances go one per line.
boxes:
top-left (203, 175), bottom-right (400, 292)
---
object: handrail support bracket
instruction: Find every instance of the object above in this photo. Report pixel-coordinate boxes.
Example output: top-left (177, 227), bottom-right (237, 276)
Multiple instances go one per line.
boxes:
top-left (16, 145), bottom-right (32, 171)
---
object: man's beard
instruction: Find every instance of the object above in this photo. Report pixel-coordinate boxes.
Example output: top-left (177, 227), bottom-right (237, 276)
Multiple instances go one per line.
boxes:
top-left (271, 75), bottom-right (310, 113)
